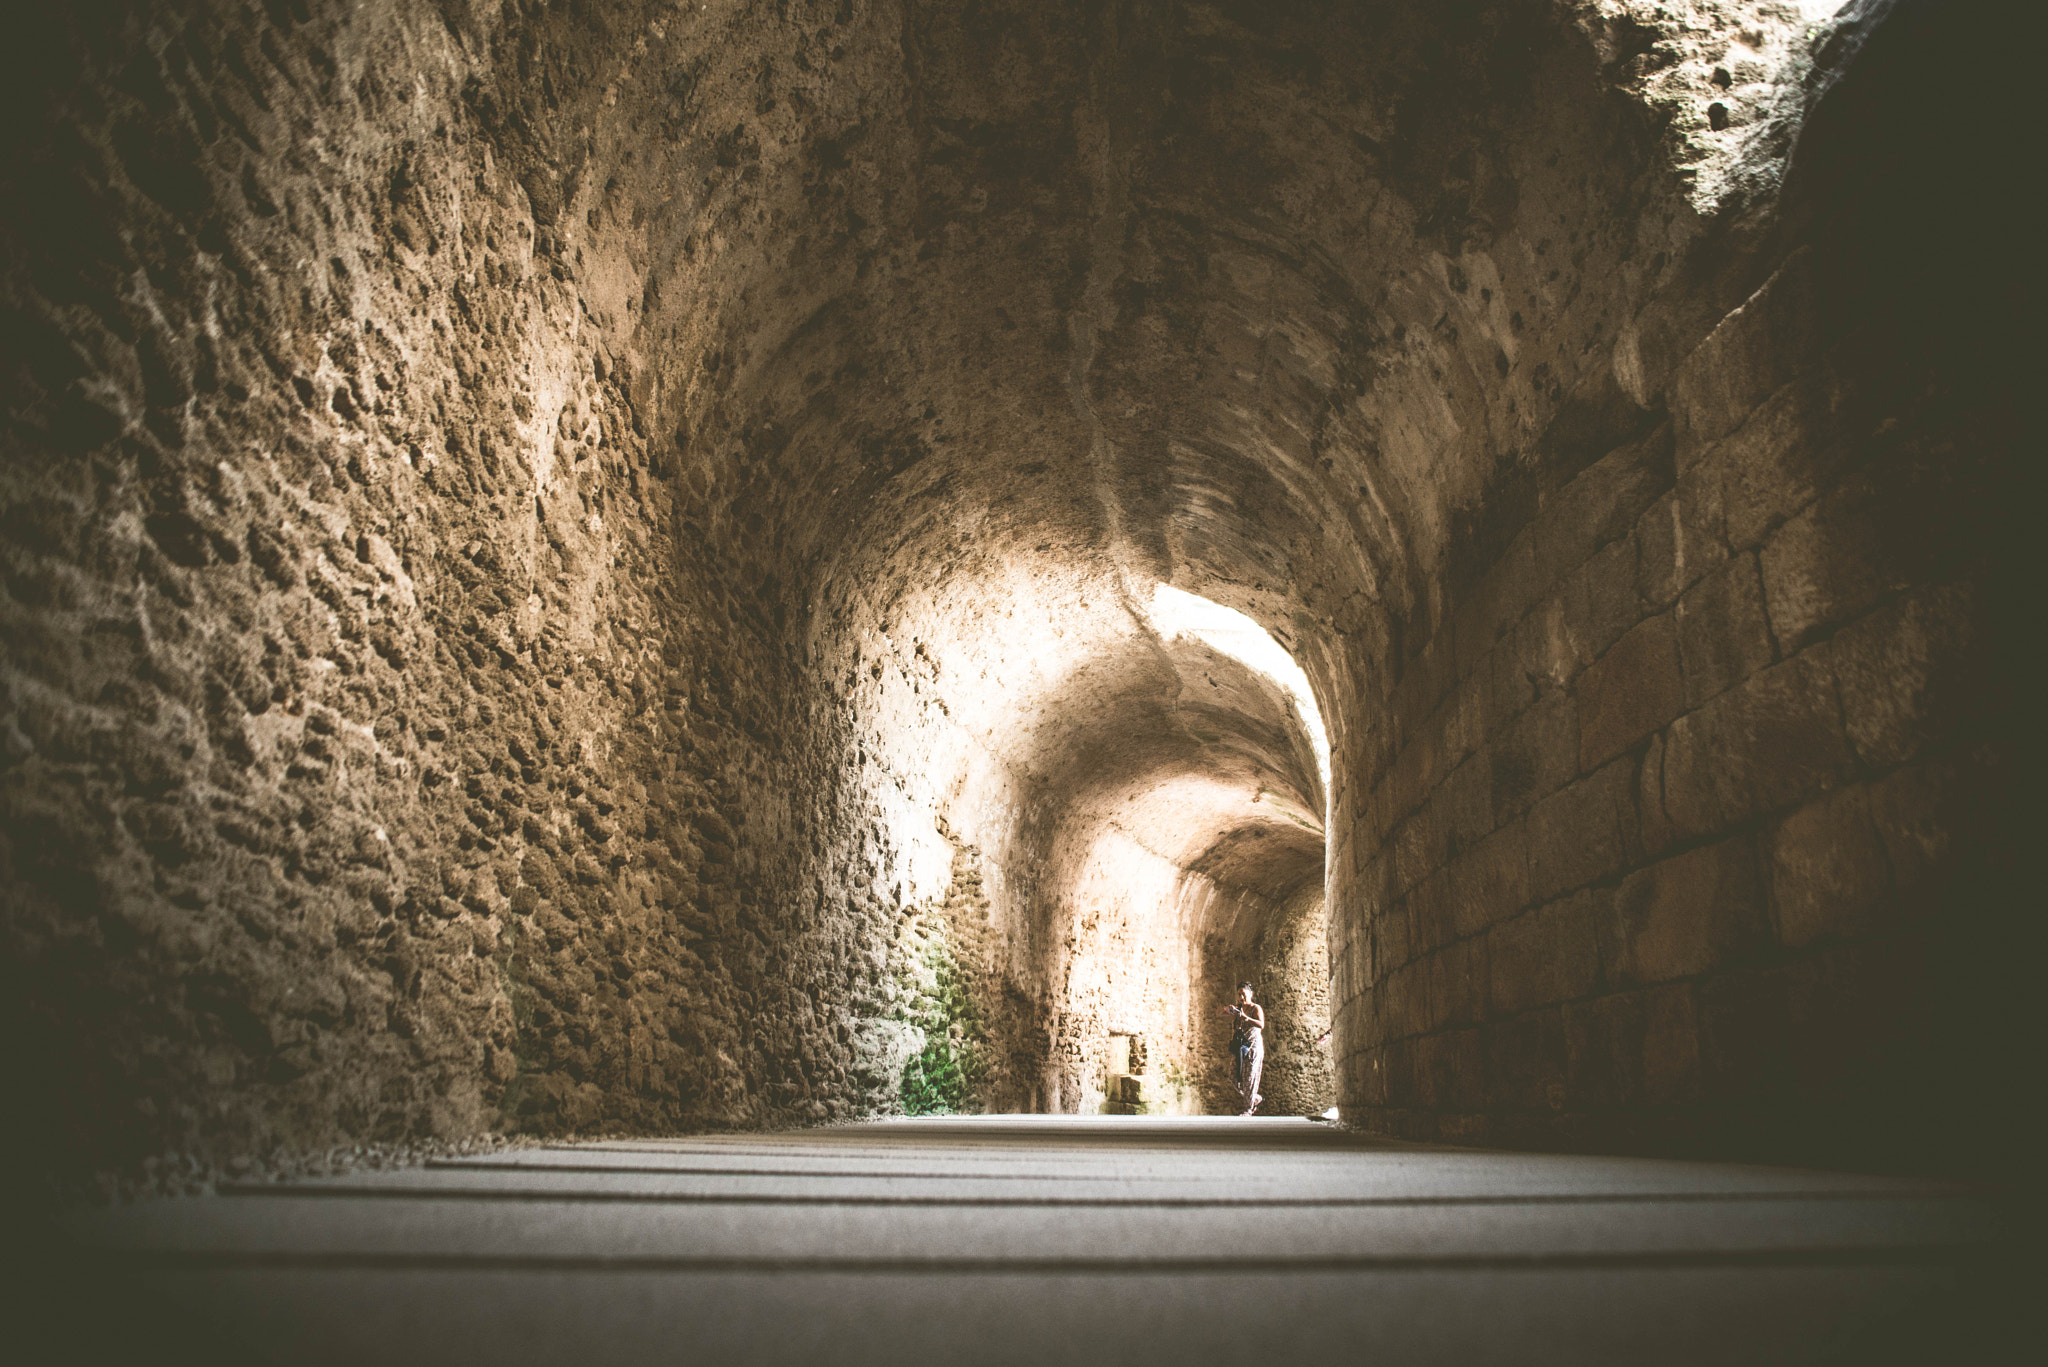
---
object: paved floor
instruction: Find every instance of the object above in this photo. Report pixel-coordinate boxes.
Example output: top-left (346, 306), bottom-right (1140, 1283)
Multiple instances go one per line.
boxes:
top-left (41, 1116), bottom-right (2019, 1364)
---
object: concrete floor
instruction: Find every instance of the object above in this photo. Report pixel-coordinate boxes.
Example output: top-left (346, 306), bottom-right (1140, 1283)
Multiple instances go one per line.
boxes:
top-left (41, 1117), bottom-right (2019, 1365)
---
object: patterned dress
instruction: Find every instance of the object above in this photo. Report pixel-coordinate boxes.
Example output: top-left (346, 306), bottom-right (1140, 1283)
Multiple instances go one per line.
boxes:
top-left (1232, 1015), bottom-right (1265, 1114)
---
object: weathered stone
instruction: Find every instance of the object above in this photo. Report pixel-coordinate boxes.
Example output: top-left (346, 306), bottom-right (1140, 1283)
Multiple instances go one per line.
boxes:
top-left (1575, 612), bottom-right (1682, 771)
top-left (1675, 552), bottom-right (1776, 707)
top-left (1710, 362), bottom-right (1857, 553)
top-left (1437, 752), bottom-right (1495, 858)
top-left (1768, 785), bottom-right (1894, 949)
top-left (1488, 688), bottom-right (1579, 826)
top-left (1634, 733), bottom-right (1679, 863)
top-left (1670, 248), bottom-right (1821, 471)
top-left (1660, 651), bottom-right (1857, 838)
top-left (1525, 760), bottom-right (1633, 905)
top-left (1533, 423), bottom-right (1674, 591)
top-left (1562, 536), bottom-right (1646, 674)
top-left (1605, 838), bottom-right (1767, 988)
top-left (1407, 866), bottom-right (1458, 959)
top-left (1757, 456), bottom-right (1933, 654)
top-left (1485, 635), bottom-right (1537, 730)
top-left (1412, 1027), bottom-right (1486, 1111)
top-left (1485, 1007), bottom-right (1569, 1112)
top-left (1862, 757), bottom-right (1978, 916)
top-left (1634, 461), bottom-right (1731, 611)
top-left (1830, 579), bottom-right (1991, 769)
top-left (1452, 536), bottom-right (1531, 681)
top-left (1488, 890), bottom-right (1601, 1018)
top-left (1448, 819), bottom-right (1529, 942)
top-left (1429, 935), bottom-right (1490, 1032)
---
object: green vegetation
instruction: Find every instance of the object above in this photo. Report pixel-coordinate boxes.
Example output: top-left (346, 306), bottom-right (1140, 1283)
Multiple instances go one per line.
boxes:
top-left (894, 919), bottom-right (984, 1116)
top-left (1159, 1057), bottom-right (1191, 1111)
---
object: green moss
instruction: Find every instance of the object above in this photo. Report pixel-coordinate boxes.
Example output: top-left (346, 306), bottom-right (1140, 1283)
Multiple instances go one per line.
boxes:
top-left (893, 920), bottom-right (984, 1116)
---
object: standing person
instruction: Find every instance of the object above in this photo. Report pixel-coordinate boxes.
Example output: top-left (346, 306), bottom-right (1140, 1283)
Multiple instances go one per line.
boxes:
top-left (1224, 982), bottom-right (1266, 1116)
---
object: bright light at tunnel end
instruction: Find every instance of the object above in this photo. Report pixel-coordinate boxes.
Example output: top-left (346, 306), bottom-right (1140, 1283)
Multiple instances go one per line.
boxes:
top-left (1145, 585), bottom-right (1332, 808)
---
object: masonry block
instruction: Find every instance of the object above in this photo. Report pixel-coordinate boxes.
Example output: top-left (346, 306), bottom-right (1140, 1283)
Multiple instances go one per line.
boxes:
top-left (1438, 752), bottom-right (1494, 857)
top-left (1355, 848), bottom-right (1395, 922)
top-left (1382, 744), bottom-right (1425, 833)
top-left (1634, 733), bottom-right (1677, 862)
top-left (1830, 579), bottom-right (1990, 769)
top-left (1711, 365), bottom-right (1855, 552)
top-left (1697, 964), bottom-right (1797, 1104)
top-left (1488, 889), bottom-right (1601, 1017)
top-left (1392, 810), bottom-right (1433, 894)
top-left (1862, 758), bottom-right (1971, 915)
top-left (1486, 1007), bottom-right (1568, 1111)
top-left (1526, 760), bottom-right (1632, 904)
top-left (1382, 955), bottom-right (1422, 1033)
top-left (1413, 1028), bottom-right (1485, 1111)
top-left (1674, 550), bottom-right (1775, 708)
top-left (1355, 1044), bottom-right (1387, 1106)
top-left (1453, 550), bottom-right (1522, 681)
top-left (1575, 611), bottom-right (1681, 771)
top-left (1430, 935), bottom-right (1488, 1030)
top-left (1605, 837), bottom-right (1766, 987)
top-left (1564, 535), bottom-right (1644, 670)
top-left (1383, 1036), bottom-right (1418, 1105)
top-left (1514, 597), bottom-right (1576, 698)
top-left (1671, 248), bottom-right (1821, 471)
top-left (1769, 784), bottom-right (1894, 949)
top-left (1634, 460), bottom-right (1731, 611)
top-left (1488, 687), bottom-right (1578, 825)
top-left (1407, 866), bottom-right (1456, 958)
top-left (1758, 472), bottom-right (1904, 655)
top-left (1486, 637), bottom-right (1537, 729)
top-left (1533, 421), bottom-right (1674, 589)
top-left (1376, 892), bottom-right (1413, 978)
top-left (1660, 650), bottom-right (1857, 838)
top-left (1448, 818), bottom-right (1529, 940)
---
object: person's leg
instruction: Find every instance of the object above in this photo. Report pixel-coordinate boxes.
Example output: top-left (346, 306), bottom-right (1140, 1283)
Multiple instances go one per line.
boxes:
top-left (1233, 1041), bottom-right (1252, 1112)
top-left (1246, 1037), bottom-right (1265, 1112)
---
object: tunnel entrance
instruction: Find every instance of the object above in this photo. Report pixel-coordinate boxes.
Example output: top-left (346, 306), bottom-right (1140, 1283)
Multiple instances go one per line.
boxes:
top-left (829, 573), bottom-right (1333, 1119)
top-left (969, 585), bottom-right (1333, 1118)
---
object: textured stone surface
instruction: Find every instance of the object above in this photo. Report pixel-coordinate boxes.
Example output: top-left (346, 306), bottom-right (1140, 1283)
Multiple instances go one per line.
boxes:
top-left (0, 0), bottom-right (2026, 1190)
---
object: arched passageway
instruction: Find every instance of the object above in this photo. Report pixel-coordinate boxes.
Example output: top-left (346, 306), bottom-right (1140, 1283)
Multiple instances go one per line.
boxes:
top-left (0, 0), bottom-right (2027, 1208)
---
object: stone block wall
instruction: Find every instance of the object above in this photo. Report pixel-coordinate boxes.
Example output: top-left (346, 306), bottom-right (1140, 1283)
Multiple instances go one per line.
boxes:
top-left (1331, 208), bottom-right (2022, 1166)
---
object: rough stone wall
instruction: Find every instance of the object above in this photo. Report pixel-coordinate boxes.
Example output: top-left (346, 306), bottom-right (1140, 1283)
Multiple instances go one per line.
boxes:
top-left (0, 0), bottom-right (917, 1188)
top-left (1249, 886), bottom-right (1333, 1115)
top-left (1326, 0), bottom-right (2026, 1169)
top-left (1040, 829), bottom-right (1216, 1117)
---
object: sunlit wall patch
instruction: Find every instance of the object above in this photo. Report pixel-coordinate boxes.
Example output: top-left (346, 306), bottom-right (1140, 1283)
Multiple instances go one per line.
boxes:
top-left (1145, 584), bottom-right (1330, 810)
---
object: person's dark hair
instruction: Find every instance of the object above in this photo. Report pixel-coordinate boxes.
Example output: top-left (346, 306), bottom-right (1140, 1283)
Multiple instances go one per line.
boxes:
top-left (1238, 982), bottom-right (1253, 992)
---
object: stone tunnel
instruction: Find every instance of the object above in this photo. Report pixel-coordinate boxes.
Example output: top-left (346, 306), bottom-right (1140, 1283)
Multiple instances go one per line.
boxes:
top-left (0, 0), bottom-right (2027, 1216)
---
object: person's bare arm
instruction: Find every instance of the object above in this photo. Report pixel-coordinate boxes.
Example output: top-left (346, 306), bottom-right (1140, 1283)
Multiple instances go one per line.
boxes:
top-left (1243, 1003), bottom-right (1265, 1030)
